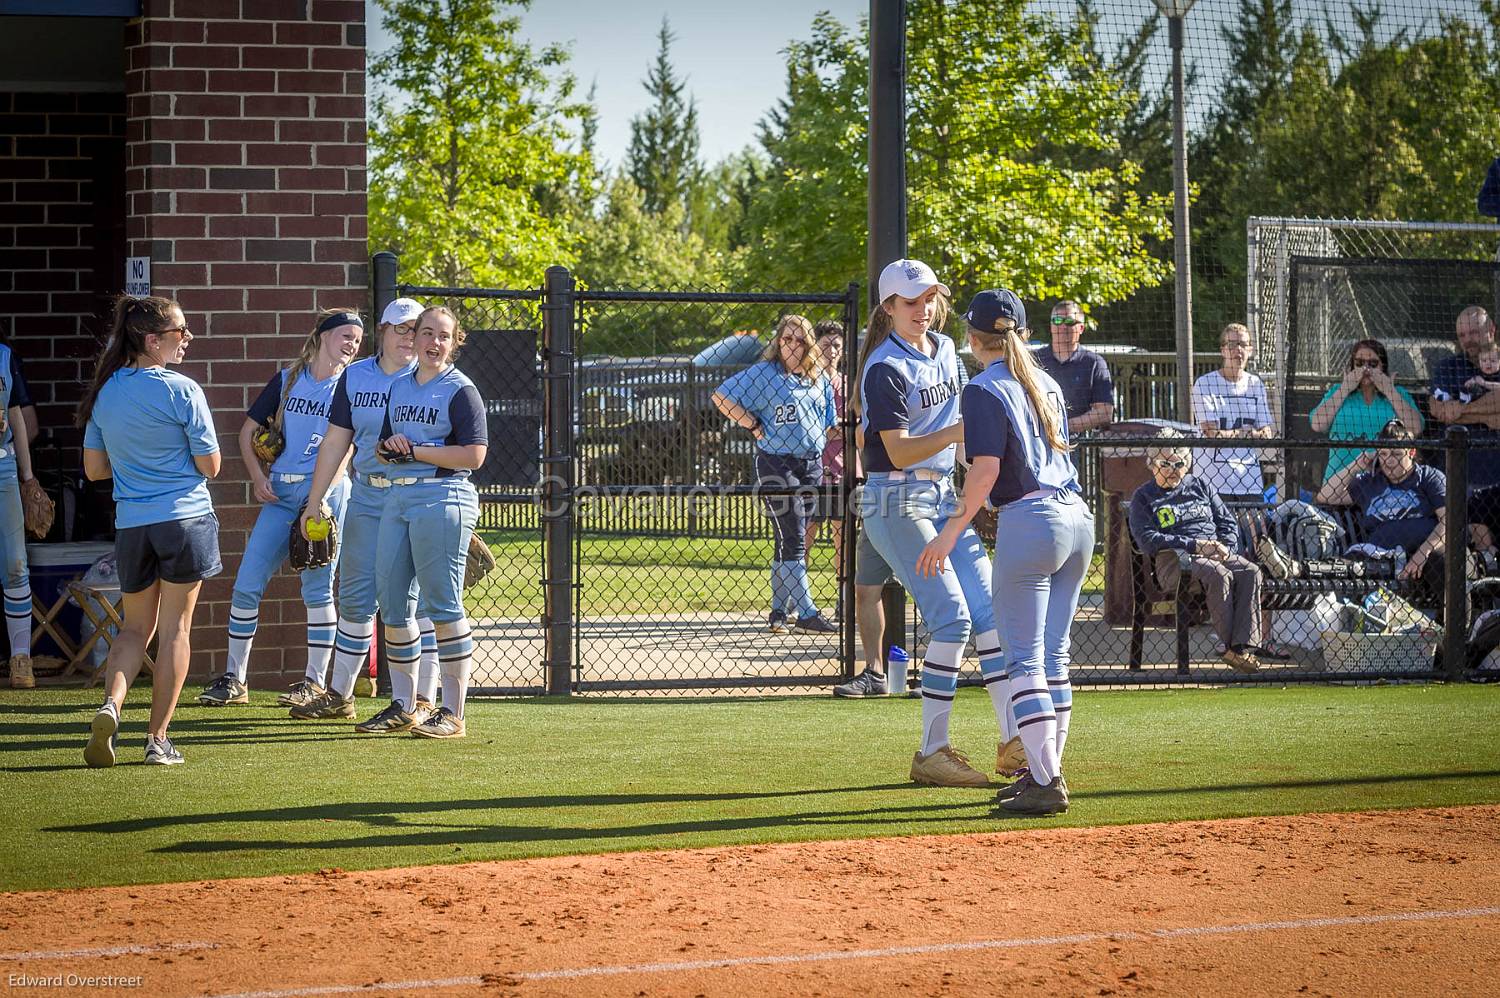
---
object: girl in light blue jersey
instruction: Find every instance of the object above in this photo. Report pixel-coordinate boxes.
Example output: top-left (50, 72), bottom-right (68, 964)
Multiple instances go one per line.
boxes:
top-left (0, 341), bottom-right (40, 690)
top-left (917, 290), bottom-right (1093, 817)
top-left (80, 296), bottom-right (222, 768)
top-left (196, 309), bottom-right (363, 711)
top-left (298, 298), bottom-right (443, 731)
top-left (713, 314), bottom-right (838, 634)
top-left (374, 306), bottom-right (488, 740)
top-left (855, 260), bottom-right (1016, 789)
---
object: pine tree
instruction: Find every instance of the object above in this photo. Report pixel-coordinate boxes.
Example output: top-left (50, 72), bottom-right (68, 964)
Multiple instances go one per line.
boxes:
top-left (625, 18), bottom-right (703, 220)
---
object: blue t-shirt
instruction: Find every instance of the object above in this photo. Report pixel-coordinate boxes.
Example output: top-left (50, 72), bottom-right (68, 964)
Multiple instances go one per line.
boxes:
top-left (1348, 463), bottom-right (1445, 555)
top-left (961, 358), bottom-right (1079, 506)
top-left (860, 331), bottom-right (963, 475)
top-left (82, 367), bottom-right (219, 528)
top-left (0, 345), bottom-right (31, 459)
top-left (1032, 346), bottom-right (1112, 420)
top-left (328, 356), bottom-right (417, 477)
top-left (248, 367), bottom-right (342, 477)
top-left (716, 361), bottom-right (835, 459)
top-left (381, 365), bottom-right (488, 480)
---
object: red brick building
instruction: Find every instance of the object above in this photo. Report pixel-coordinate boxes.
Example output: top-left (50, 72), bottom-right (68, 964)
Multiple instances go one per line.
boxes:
top-left (1, 1), bottom-right (367, 685)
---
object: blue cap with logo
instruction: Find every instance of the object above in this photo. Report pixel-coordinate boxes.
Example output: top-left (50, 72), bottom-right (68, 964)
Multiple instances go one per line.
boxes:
top-left (962, 289), bottom-right (1027, 333)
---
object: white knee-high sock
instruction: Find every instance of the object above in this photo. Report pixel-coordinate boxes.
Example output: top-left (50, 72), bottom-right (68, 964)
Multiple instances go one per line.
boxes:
top-left (919, 640), bottom-right (964, 756)
top-left (1009, 671), bottom-right (1060, 784)
top-left (388, 631), bottom-right (415, 710)
top-left (1049, 677), bottom-right (1073, 761)
top-left (226, 605), bottom-right (259, 683)
top-left (417, 616), bottom-right (439, 704)
top-left (304, 603), bottom-right (337, 686)
top-left (329, 615), bottom-right (374, 699)
top-left (975, 629), bottom-right (1013, 741)
top-left (434, 619), bottom-right (473, 720)
top-left (4, 584), bottom-right (31, 657)
top-left (384, 621), bottom-right (420, 708)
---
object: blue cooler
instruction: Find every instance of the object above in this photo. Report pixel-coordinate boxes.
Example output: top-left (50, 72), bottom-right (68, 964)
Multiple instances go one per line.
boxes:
top-left (24, 542), bottom-right (115, 660)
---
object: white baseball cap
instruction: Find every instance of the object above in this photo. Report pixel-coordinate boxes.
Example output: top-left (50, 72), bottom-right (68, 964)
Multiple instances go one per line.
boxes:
top-left (380, 297), bottom-right (424, 326)
top-left (878, 259), bottom-right (950, 302)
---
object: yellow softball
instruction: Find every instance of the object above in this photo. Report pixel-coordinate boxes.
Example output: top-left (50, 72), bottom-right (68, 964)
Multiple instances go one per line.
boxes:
top-left (305, 518), bottom-right (331, 542)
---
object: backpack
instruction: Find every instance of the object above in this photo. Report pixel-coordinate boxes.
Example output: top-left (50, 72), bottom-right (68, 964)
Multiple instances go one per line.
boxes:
top-left (1271, 500), bottom-right (1346, 561)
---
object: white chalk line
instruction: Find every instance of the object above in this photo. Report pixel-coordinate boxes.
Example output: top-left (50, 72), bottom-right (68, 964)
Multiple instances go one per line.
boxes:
top-left (205, 905), bottom-right (1500, 998)
top-left (0, 940), bottom-right (218, 962)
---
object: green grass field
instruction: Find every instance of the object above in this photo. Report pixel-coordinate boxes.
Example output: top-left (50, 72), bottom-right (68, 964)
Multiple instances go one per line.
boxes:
top-left (3, 684), bottom-right (1497, 894)
top-left (465, 529), bottom-right (1106, 615)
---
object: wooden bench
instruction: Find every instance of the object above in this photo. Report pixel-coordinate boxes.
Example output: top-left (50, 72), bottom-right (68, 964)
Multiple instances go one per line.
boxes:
top-left (1127, 502), bottom-right (1444, 672)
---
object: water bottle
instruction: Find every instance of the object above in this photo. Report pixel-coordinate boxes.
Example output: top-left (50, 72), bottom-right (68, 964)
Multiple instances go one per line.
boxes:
top-left (886, 645), bottom-right (910, 695)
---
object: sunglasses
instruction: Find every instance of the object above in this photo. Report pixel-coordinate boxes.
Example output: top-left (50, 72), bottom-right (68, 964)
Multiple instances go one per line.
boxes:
top-left (1051, 316), bottom-right (1084, 327)
top-left (1351, 359), bottom-right (1381, 369)
top-left (1152, 458), bottom-right (1188, 470)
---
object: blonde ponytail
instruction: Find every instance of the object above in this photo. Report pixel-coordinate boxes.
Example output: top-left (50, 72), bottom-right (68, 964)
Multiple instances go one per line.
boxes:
top-left (968, 323), bottom-right (1069, 454)
top-left (850, 302), bottom-right (895, 414)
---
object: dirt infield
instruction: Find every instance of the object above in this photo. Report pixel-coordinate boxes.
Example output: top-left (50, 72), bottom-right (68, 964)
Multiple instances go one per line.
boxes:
top-left (3, 806), bottom-right (1497, 997)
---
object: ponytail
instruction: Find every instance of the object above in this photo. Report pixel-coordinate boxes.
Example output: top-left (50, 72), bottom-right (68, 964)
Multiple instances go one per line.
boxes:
top-left (76, 295), bottom-right (180, 429)
top-left (968, 322), bottom-right (1069, 454)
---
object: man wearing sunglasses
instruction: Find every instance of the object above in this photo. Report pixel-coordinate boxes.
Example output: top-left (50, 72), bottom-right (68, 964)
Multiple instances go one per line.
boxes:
top-left (1127, 437), bottom-right (1264, 673)
top-left (1033, 300), bottom-right (1113, 434)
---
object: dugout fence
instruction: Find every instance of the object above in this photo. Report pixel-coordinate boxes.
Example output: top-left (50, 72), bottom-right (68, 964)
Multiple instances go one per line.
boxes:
top-left (375, 255), bottom-right (1497, 697)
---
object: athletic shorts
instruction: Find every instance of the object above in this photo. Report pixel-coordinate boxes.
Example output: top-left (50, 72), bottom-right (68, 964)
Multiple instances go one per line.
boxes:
top-left (115, 512), bottom-right (223, 594)
top-left (854, 525), bottom-right (894, 587)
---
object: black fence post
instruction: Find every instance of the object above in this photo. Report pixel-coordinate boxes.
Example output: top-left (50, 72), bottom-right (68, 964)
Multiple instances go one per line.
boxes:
top-left (370, 251), bottom-right (397, 698)
top-left (371, 251), bottom-right (397, 323)
top-left (542, 266), bottom-right (576, 695)
top-left (1443, 425), bottom-right (1469, 679)
top-left (840, 281), bottom-right (860, 679)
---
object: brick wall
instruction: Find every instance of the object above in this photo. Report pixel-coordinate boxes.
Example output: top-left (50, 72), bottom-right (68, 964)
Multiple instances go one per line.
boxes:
top-left (125, 1), bottom-right (368, 685)
top-left (0, 91), bottom-right (126, 464)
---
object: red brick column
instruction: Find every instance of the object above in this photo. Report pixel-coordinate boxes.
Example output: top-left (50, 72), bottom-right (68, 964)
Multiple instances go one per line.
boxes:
top-left (125, 1), bottom-right (367, 686)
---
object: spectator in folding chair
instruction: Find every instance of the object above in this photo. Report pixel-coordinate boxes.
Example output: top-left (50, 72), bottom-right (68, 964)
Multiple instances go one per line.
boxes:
top-left (1191, 323), bottom-right (1274, 501)
top-left (1126, 435), bottom-right (1265, 674)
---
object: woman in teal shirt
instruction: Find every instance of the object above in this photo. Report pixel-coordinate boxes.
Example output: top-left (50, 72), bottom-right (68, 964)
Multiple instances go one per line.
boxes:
top-left (1309, 338), bottom-right (1424, 482)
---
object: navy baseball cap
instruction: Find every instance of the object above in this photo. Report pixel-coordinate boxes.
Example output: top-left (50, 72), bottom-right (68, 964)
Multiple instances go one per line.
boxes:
top-left (963, 289), bottom-right (1027, 333)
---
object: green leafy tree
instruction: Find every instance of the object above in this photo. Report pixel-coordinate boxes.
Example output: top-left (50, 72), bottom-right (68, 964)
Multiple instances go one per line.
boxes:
top-left (741, 3), bottom-right (1172, 311)
top-left (369, 0), bottom-right (594, 288)
top-left (625, 18), bottom-right (703, 221)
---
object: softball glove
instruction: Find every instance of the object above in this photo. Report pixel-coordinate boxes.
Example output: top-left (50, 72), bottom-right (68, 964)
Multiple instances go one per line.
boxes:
top-left (289, 503), bottom-right (338, 572)
top-left (464, 532), bottom-right (496, 590)
top-left (251, 422), bottom-right (285, 465)
top-left (20, 478), bottom-right (54, 539)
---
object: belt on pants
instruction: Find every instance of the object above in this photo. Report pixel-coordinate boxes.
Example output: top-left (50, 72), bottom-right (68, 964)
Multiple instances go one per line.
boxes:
top-left (876, 468), bottom-right (945, 483)
top-left (990, 487), bottom-right (1067, 511)
top-left (270, 473), bottom-right (307, 483)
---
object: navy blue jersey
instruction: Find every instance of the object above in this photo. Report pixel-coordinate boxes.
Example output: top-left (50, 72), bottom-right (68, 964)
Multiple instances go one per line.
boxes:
top-left (382, 365), bottom-right (487, 480)
top-left (328, 356), bottom-right (417, 477)
top-left (860, 331), bottom-right (963, 475)
top-left (962, 358), bottom-right (1079, 506)
top-left (1127, 475), bottom-right (1237, 557)
top-left (248, 367), bottom-right (341, 477)
top-left (717, 361), bottom-right (835, 458)
top-left (1349, 464), bottom-right (1445, 555)
top-left (1032, 345), bottom-right (1112, 419)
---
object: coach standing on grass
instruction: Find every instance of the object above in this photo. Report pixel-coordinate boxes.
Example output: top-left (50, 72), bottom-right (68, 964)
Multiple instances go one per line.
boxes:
top-left (1033, 300), bottom-right (1113, 435)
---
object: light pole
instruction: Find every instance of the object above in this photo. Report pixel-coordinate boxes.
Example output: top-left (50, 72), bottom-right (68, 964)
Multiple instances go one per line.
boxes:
top-left (1155, 0), bottom-right (1197, 423)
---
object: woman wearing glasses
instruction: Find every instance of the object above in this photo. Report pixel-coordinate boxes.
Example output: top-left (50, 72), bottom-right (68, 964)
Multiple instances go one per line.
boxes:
top-left (80, 296), bottom-right (222, 767)
top-left (1309, 339), bottom-right (1423, 482)
top-left (1127, 433), bottom-right (1265, 675)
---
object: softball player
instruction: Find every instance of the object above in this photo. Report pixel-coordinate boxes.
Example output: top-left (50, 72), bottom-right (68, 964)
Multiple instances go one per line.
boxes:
top-left (196, 309), bottom-right (362, 708)
top-left (296, 298), bottom-right (443, 729)
top-left (80, 296), bottom-right (222, 767)
top-left (855, 260), bottom-right (1014, 787)
top-left (374, 306), bottom-right (487, 739)
top-left (712, 314), bottom-right (838, 634)
top-left (0, 341), bottom-right (39, 689)
top-left (917, 290), bottom-right (1093, 816)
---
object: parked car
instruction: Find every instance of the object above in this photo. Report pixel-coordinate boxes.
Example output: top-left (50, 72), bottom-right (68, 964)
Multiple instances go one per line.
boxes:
top-left (578, 333), bottom-right (765, 486)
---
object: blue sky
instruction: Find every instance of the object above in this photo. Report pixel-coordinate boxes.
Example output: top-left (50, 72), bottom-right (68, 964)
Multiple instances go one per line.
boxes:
top-left (366, 1), bottom-right (867, 170)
